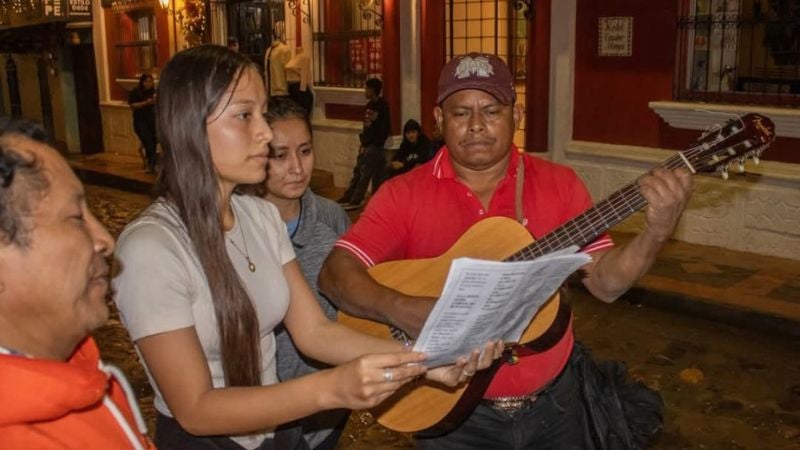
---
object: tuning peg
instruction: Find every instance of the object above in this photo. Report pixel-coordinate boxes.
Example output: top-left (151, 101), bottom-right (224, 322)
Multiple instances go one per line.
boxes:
top-left (720, 167), bottom-right (729, 180)
top-left (737, 159), bottom-right (745, 173)
top-left (753, 156), bottom-right (760, 165)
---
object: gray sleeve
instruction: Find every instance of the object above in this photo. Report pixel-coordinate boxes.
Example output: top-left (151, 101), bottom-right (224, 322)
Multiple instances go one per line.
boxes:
top-left (314, 195), bottom-right (351, 236)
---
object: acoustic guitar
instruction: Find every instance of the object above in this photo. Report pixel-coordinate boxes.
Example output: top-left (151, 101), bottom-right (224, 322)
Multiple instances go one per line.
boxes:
top-left (338, 113), bottom-right (776, 433)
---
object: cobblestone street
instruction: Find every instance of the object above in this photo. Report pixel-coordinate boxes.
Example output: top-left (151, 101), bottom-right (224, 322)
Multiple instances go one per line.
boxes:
top-left (88, 184), bottom-right (800, 450)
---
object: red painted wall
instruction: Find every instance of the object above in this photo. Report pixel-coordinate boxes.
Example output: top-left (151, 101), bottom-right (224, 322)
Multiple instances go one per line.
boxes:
top-left (419, 0), bottom-right (446, 138)
top-left (573, 0), bottom-right (677, 148)
top-left (527, 0), bottom-right (550, 152)
top-left (381, 0), bottom-right (401, 135)
top-left (574, 0), bottom-right (798, 163)
top-left (104, 8), bottom-right (126, 102)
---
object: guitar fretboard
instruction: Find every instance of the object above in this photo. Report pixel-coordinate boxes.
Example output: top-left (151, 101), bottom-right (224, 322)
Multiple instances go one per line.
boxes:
top-left (506, 151), bottom-right (692, 262)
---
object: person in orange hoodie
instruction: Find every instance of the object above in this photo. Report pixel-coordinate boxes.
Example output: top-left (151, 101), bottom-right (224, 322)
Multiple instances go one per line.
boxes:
top-left (0, 117), bottom-right (155, 450)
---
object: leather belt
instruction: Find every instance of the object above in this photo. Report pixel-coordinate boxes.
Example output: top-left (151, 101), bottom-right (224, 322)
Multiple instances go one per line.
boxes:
top-left (481, 392), bottom-right (540, 413)
top-left (480, 360), bottom-right (566, 414)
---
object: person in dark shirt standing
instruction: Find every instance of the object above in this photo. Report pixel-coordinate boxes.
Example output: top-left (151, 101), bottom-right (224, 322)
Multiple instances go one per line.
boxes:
top-left (128, 73), bottom-right (158, 173)
top-left (337, 78), bottom-right (390, 211)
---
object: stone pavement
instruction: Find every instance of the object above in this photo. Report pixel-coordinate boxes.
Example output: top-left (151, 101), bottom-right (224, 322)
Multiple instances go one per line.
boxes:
top-left (69, 152), bottom-right (800, 339)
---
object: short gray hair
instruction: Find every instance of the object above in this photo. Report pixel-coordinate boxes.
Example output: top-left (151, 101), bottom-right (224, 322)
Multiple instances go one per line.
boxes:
top-left (0, 117), bottom-right (51, 247)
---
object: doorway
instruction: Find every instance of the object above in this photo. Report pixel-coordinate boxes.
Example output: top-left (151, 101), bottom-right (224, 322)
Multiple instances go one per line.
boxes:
top-left (71, 43), bottom-right (103, 154)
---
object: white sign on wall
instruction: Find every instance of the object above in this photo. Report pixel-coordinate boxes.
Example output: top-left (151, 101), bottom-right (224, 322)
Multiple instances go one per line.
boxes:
top-left (598, 17), bottom-right (633, 57)
top-left (69, 0), bottom-right (92, 17)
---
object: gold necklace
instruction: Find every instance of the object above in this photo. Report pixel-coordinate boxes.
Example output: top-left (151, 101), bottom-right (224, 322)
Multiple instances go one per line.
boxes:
top-left (227, 212), bottom-right (256, 273)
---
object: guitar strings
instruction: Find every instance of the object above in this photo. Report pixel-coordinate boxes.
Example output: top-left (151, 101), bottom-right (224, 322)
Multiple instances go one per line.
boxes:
top-left (515, 140), bottom-right (764, 260)
top-left (510, 151), bottom-right (688, 260)
top-left (508, 133), bottom-right (761, 262)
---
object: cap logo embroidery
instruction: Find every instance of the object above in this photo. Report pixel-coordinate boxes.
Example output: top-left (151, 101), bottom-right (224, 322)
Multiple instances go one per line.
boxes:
top-left (454, 56), bottom-right (494, 79)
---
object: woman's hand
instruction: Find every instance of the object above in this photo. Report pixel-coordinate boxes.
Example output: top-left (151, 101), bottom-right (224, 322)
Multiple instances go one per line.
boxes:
top-left (425, 340), bottom-right (504, 387)
top-left (321, 352), bottom-right (427, 410)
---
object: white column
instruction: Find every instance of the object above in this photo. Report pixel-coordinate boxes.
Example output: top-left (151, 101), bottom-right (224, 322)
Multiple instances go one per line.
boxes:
top-left (399, 0), bottom-right (422, 127)
top-left (548, 0), bottom-right (576, 162)
top-left (92, 0), bottom-right (111, 102)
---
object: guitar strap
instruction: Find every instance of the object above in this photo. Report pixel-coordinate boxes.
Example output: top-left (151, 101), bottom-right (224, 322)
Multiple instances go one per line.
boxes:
top-left (514, 149), bottom-right (526, 225)
top-left (509, 149), bottom-right (574, 360)
top-left (514, 300), bottom-right (573, 357)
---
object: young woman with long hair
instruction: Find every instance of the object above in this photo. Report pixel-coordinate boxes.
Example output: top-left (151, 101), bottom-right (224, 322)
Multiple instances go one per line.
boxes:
top-left (112, 45), bottom-right (502, 450)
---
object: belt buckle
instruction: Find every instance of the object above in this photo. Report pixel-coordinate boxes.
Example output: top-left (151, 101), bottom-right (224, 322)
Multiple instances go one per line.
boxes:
top-left (486, 393), bottom-right (538, 413)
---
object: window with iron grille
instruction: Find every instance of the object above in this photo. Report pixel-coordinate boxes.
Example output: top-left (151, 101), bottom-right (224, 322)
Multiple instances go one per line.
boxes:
top-left (677, 0), bottom-right (800, 107)
top-left (445, 0), bottom-right (530, 149)
top-left (312, 0), bottom-right (383, 88)
top-left (212, 0), bottom-right (283, 69)
top-left (115, 8), bottom-right (157, 79)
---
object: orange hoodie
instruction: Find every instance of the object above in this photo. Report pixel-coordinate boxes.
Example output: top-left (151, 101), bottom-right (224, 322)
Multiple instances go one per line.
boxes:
top-left (0, 337), bottom-right (155, 449)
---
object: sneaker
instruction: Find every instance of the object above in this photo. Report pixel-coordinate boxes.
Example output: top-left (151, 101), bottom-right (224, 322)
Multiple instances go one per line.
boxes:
top-left (342, 202), bottom-right (362, 211)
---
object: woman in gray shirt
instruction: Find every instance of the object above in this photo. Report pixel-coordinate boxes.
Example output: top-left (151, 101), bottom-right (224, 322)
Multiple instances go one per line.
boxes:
top-left (254, 98), bottom-right (350, 450)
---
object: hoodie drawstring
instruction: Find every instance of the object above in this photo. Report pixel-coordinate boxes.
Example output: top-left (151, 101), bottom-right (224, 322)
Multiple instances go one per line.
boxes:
top-left (99, 362), bottom-right (148, 450)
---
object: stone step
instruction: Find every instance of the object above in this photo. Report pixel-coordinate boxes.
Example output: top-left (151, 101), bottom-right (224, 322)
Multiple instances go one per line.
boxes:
top-left (310, 168), bottom-right (344, 199)
top-left (310, 168), bottom-right (335, 191)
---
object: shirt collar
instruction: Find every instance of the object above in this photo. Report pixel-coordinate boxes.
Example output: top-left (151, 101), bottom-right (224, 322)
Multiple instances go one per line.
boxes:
top-left (290, 190), bottom-right (314, 247)
top-left (432, 143), bottom-right (522, 180)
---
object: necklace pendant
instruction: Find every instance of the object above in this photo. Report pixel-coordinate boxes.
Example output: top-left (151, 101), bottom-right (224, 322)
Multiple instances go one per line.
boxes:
top-left (247, 259), bottom-right (256, 272)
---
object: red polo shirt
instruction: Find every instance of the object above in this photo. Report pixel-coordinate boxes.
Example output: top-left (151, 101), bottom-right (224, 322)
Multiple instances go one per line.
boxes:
top-left (335, 146), bottom-right (614, 397)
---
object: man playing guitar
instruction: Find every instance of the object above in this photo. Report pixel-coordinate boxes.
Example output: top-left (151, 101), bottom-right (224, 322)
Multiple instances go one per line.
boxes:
top-left (319, 52), bottom-right (693, 449)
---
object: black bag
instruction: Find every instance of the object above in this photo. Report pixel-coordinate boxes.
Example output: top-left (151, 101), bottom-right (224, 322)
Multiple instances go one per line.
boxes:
top-left (571, 343), bottom-right (664, 450)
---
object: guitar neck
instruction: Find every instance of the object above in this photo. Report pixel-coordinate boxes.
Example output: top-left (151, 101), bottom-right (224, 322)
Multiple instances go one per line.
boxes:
top-left (508, 152), bottom-right (691, 261)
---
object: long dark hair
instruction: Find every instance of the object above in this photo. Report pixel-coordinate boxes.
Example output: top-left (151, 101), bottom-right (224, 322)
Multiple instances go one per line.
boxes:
top-left (155, 45), bottom-right (262, 387)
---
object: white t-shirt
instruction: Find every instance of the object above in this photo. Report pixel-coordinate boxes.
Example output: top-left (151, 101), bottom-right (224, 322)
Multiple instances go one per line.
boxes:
top-left (113, 194), bottom-right (295, 449)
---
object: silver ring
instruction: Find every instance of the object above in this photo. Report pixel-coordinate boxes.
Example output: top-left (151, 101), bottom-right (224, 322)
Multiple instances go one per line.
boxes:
top-left (462, 368), bottom-right (475, 377)
top-left (383, 368), bottom-right (393, 382)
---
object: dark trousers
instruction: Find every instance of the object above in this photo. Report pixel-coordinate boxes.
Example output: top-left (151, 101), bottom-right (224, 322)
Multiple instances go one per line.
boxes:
top-left (133, 119), bottom-right (157, 171)
top-left (155, 413), bottom-right (310, 450)
top-left (282, 409), bottom-right (348, 450)
top-left (342, 145), bottom-right (385, 204)
top-left (416, 348), bottom-right (592, 450)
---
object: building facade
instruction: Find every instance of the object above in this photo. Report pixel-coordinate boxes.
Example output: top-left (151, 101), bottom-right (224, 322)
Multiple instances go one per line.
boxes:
top-left (86, 0), bottom-right (799, 260)
top-left (0, 0), bottom-right (101, 154)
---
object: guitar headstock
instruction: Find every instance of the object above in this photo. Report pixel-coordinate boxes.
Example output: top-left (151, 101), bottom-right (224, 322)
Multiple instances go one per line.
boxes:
top-left (685, 113), bottom-right (775, 179)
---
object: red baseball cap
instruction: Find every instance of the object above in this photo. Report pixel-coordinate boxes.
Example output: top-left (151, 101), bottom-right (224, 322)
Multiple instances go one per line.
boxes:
top-left (436, 52), bottom-right (516, 105)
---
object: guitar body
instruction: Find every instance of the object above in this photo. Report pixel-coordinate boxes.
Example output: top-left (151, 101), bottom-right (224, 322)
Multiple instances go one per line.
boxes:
top-left (337, 216), bottom-right (562, 433)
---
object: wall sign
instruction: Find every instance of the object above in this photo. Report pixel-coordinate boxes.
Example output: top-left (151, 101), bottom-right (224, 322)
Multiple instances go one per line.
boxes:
top-left (598, 16), bottom-right (633, 57)
top-left (43, 0), bottom-right (65, 18)
top-left (68, 0), bottom-right (92, 17)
